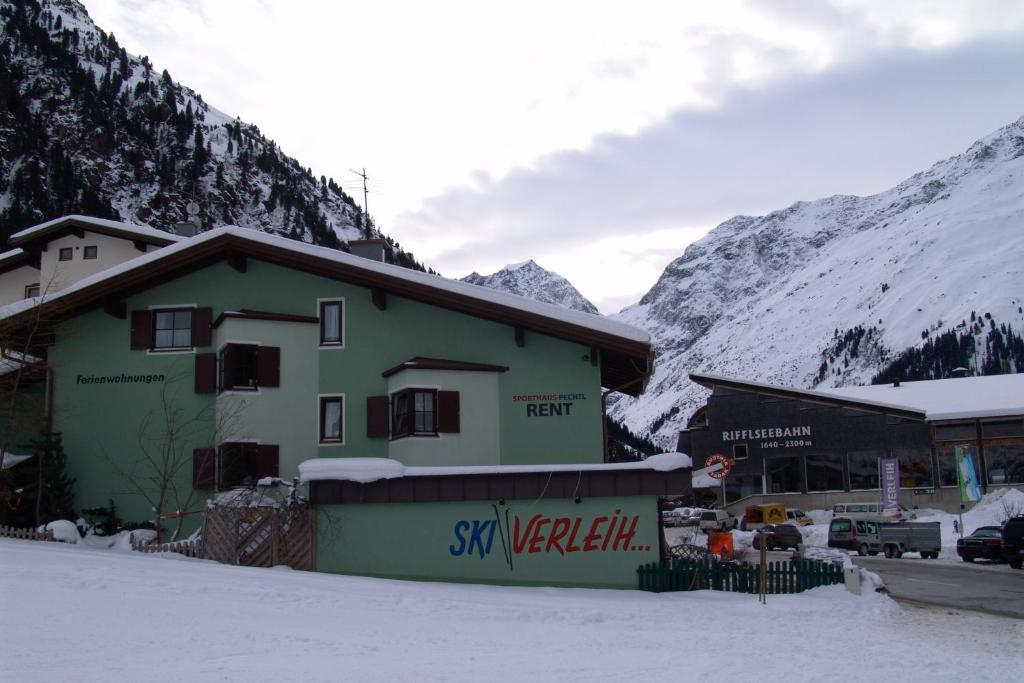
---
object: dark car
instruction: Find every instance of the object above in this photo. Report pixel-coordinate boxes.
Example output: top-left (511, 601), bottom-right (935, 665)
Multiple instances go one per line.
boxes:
top-left (956, 526), bottom-right (1003, 562)
top-left (751, 524), bottom-right (803, 551)
top-left (1003, 516), bottom-right (1024, 569)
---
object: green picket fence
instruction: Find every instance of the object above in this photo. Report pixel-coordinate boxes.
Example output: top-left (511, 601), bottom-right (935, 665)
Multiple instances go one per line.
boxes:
top-left (637, 557), bottom-right (844, 594)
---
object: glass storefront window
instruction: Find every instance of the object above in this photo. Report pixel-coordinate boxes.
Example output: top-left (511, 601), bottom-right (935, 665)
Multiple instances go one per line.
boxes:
top-left (895, 447), bottom-right (934, 488)
top-left (933, 423), bottom-right (976, 442)
top-left (984, 440), bottom-right (1024, 485)
top-left (847, 450), bottom-right (882, 490)
top-left (725, 474), bottom-right (763, 503)
top-left (766, 456), bottom-right (803, 494)
top-left (982, 420), bottom-right (1024, 439)
top-left (806, 453), bottom-right (844, 492)
top-left (937, 443), bottom-right (981, 487)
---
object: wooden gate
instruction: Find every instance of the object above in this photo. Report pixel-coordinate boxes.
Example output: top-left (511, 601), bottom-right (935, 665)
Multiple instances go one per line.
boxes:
top-left (201, 502), bottom-right (316, 570)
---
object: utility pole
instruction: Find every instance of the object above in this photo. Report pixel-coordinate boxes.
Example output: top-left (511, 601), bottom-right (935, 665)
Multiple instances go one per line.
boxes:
top-left (350, 167), bottom-right (369, 217)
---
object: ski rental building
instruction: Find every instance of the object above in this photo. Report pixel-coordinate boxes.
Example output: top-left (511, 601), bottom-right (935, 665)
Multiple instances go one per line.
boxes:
top-left (0, 216), bottom-right (691, 588)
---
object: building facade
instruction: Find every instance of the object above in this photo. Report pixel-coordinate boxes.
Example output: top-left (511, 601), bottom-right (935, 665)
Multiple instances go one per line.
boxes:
top-left (0, 215), bottom-right (182, 305)
top-left (1, 225), bottom-right (655, 536)
top-left (679, 373), bottom-right (1024, 514)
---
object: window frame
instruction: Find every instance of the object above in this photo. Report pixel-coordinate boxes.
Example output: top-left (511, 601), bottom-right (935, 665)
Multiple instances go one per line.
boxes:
top-left (390, 387), bottom-right (439, 439)
top-left (218, 342), bottom-right (260, 393)
top-left (318, 298), bottom-right (345, 348)
top-left (24, 283), bottom-right (40, 299)
top-left (319, 394), bottom-right (345, 445)
top-left (83, 245), bottom-right (98, 259)
top-left (151, 307), bottom-right (194, 351)
top-left (58, 247), bottom-right (73, 261)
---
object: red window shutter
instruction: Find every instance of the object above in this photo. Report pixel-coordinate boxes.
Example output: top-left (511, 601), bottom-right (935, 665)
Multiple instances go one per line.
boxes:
top-left (192, 307), bottom-right (213, 347)
top-left (192, 448), bottom-right (216, 490)
top-left (194, 353), bottom-right (217, 394)
top-left (130, 310), bottom-right (152, 349)
top-left (367, 395), bottom-right (389, 438)
top-left (256, 346), bottom-right (280, 388)
top-left (254, 444), bottom-right (280, 480)
top-left (437, 391), bottom-right (460, 433)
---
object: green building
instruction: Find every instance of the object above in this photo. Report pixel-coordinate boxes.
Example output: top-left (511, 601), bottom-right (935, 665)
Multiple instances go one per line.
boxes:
top-left (1, 223), bottom-right (691, 587)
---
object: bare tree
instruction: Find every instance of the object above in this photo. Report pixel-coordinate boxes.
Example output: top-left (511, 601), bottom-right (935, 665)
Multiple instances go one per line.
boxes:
top-left (106, 373), bottom-right (247, 542)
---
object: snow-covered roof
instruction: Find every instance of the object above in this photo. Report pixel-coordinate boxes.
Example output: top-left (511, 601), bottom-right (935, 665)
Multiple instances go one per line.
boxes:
top-left (827, 374), bottom-right (1024, 421)
top-left (9, 215), bottom-right (183, 248)
top-left (691, 372), bottom-right (1024, 422)
top-left (0, 225), bottom-right (649, 346)
top-left (0, 248), bottom-right (27, 265)
top-left (299, 452), bottom-right (691, 484)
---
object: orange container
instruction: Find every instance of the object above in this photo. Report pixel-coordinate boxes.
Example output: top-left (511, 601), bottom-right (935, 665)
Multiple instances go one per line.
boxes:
top-left (708, 531), bottom-right (734, 559)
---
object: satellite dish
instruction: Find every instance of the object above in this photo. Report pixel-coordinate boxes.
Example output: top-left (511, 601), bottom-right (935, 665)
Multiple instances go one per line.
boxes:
top-left (186, 202), bottom-right (200, 218)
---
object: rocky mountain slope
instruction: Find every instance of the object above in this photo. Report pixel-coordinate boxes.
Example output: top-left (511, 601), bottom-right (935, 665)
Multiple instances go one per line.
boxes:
top-left (611, 115), bottom-right (1024, 447)
top-left (0, 0), bottom-right (425, 269)
top-left (461, 260), bottom-right (599, 314)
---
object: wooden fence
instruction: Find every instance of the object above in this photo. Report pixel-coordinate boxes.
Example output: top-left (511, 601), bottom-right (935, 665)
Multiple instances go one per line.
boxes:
top-left (638, 557), bottom-right (844, 594)
top-left (130, 536), bottom-right (200, 558)
top-left (0, 525), bottom-right (55, 542)
top-left (200, 503), bottom-right (315, 570)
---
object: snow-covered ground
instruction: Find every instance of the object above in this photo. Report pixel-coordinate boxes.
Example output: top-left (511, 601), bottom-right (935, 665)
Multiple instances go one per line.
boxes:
top-left (2, 538), bottom-right (1021, 682)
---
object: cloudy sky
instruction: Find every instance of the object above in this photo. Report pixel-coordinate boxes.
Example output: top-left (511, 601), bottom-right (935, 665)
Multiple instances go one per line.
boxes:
top-left (86, 0), bottom-right (1024, 313)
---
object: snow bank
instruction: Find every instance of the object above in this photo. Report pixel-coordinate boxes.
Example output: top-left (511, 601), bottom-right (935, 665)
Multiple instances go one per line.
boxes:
top-left (914, 486), bottom-right (1024, 557)
top-left (299, 453), bottom-right (692, 484)
top-left (40, 520), bottom-right (80, 544)
top-left (2, 537), bottom-right (1016, 682)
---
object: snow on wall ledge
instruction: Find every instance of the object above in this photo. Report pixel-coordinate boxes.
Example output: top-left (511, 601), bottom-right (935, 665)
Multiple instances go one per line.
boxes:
top-left (298, 452), bottom-right (692, 484)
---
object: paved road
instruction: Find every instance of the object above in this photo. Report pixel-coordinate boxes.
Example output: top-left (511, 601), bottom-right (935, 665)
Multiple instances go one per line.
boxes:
top-left (854, 556), bottom-right (1024, 618)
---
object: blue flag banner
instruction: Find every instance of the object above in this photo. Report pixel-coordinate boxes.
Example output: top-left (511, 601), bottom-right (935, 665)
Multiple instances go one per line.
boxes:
top-left (955, 445), bottom-right (982, 503)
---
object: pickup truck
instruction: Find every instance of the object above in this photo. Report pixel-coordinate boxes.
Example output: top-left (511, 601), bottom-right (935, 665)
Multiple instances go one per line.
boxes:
top-left (828, 517), bottom-right (941, 559)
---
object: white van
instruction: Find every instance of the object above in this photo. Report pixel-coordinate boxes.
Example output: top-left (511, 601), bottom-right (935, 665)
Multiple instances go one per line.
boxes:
top-left (832, 502), bottom-right (915, 521)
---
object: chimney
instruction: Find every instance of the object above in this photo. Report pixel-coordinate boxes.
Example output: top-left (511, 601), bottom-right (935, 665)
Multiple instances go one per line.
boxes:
top-left (173, 221), bottom-right (201, 237)
top-left (893, 378), bottom-right (900, 388)
top-left (348, 239), bottom-right (387, 262)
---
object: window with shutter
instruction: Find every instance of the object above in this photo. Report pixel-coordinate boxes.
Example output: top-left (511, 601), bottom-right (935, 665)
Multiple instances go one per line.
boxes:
top-left (192, 448), bottom-right (216, 490)
top-left (194, 353), bottom-right (217, 394)
top-left (218, 442), bottom-right (258, 490)
top-left (367, 396), bottom-right (389, 438)
top-left (254, 445), bottom-right (280, 480)
top-left (256, 346), bottom-right (281, 388)
top-left (390, 388), bottom-right (439, 439)
top-left (437, 391), bottom-right (460, 433)
top-left (130, 310), bottom-right (152, 349)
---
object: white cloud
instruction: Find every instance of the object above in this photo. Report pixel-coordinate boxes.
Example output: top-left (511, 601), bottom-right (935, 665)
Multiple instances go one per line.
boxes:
top-left (82, 0), bottom-right (1024, 312)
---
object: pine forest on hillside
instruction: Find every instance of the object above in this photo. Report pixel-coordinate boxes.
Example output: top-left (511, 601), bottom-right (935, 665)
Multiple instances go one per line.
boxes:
top-left (0, 0), bottom-right (429, 271)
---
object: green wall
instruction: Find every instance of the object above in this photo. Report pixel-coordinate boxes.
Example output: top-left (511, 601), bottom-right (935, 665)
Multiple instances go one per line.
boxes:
top-left (45, 258), bottom-right (608, 531)
top-left (316, 496), bottom-right (660, 588)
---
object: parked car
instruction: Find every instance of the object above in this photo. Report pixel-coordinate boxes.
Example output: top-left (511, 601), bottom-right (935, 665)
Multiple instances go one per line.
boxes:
top-left (786, 509), bottom-right (813, 526)
top-left (956, 526), bottom-right (1004, 562)
top-left (828, 517), bottom-right (881, 556)
top-left (751, 524), bottom-right (803, 551)
top-left (1003, 516), bottom-right (1024, 569)
top-left (698, 510), bottom-right (736, 532)
top-left (831, 502), bottom-right (917, 522)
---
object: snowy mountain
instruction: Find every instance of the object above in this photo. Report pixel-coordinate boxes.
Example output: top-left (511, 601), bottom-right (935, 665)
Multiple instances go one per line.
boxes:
top-left (611, 115), bottom-right (1024, 447)
top-left (0, 0), bottom-right (426, 270)
top-left (461, 260), bottom-right (599, 314)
